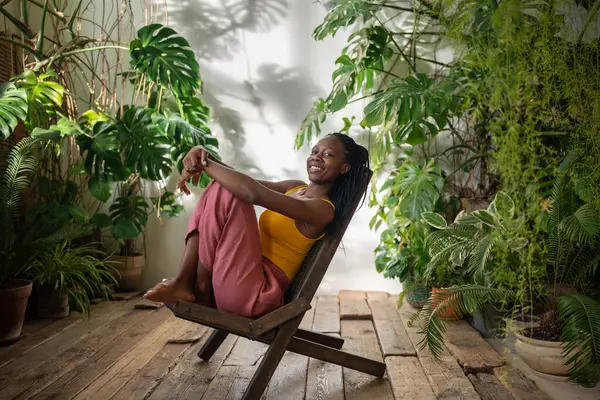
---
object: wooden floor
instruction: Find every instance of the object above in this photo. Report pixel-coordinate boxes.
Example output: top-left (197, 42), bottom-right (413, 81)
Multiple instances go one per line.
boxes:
top-left (0, 291), bottom-right (552, 400)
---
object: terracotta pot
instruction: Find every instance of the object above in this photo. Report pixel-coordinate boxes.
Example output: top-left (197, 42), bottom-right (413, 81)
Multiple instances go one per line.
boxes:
top-left (515, 332), bottom-right (572, 380)
top-left (37, 285), bottom-right (69, 319)
top-left (0, 279), bottom-right (33, 346)
top-left (110, 255), bottom-right (145, 291)
top-left (431, 287), bottom-right (461, 321)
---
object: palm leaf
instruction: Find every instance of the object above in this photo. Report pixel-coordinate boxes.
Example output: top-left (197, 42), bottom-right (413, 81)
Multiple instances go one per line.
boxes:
top-left (558, 294), bottom-right (600, 387)
top-left (130, 24), bottom-right (201, 99)
top-left (414, 285), bottom-right (507, 359)
top-left (0, 82), bottom-right (28, 139)
top-left (11, 70), bottom-right (64, 130)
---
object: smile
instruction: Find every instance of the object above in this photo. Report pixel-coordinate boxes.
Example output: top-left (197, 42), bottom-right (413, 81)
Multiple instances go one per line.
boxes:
top-left (309, 166), bottom-right (324, 172)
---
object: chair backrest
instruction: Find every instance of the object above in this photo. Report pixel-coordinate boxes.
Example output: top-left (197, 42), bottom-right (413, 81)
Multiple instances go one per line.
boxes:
top-left (285, 168), bottom-right (373, 303)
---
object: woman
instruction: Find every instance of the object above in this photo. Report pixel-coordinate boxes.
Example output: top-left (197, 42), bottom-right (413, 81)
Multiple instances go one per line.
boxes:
top-left (144, 133), bottom-right (369, 317)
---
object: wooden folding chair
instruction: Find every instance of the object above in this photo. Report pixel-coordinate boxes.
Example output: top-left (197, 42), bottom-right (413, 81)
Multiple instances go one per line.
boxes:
top-left (171, 169), bottom-right (385, 399)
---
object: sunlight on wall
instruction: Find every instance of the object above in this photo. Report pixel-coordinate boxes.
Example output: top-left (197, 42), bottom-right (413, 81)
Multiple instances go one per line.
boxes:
top-left (142, 0), bottom-right (402, 295)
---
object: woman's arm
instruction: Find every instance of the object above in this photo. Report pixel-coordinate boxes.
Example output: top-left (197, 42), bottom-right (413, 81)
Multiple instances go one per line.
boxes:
top-left (201, 159), bottom-right (333, 227)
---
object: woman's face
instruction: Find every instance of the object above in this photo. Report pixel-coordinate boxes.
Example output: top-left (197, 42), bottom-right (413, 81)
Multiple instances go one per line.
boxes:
top-left (306, 136), bottom-right (350, 184)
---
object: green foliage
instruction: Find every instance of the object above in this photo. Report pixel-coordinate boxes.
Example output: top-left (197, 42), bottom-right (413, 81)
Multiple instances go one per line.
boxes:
top-left (130, 24), bottom-right (201, 99)
top-left (312, 0), bottom-right (382, 40)
top-left (28, 242), bottom-right (118, 316)
top-left (11, 69), bottom-right (64, 130)
top-left (558, 294), bottom-right (600, 388)
top-left (412, 285), bottom-right (508, 359)
top-left (0, 82), bottom-right (28, 139)
top-left (151, 191), bottom-right (184, 218)
top-left (423, 192), bottom-right (526, 287)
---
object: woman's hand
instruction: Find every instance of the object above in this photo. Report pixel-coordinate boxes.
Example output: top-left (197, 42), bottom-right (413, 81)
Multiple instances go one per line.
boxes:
top-left (178, 146), bottom-right (209, 194)
top-left (183, 145), bottom-right (209, 174)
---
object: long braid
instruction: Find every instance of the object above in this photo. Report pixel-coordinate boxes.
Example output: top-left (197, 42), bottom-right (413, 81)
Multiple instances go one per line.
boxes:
top-left (326, 133), bottom-right (370, 236)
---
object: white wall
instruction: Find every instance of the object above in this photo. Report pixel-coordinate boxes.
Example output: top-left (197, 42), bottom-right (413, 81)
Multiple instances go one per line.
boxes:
top-left (142, 0), bottom-right (402, 295)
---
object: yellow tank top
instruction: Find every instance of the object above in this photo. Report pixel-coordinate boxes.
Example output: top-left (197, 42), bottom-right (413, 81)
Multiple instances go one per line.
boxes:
top-left (258, 185), bottom-right (335, 280)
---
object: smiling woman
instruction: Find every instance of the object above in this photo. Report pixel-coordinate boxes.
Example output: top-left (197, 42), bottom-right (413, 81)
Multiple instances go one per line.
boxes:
top-left (144, 133), bottom-right (369, 317)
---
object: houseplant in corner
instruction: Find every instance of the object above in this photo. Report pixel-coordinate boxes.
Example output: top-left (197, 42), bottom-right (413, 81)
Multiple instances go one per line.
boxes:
top-left (27, 241), bottom-right (118, 318)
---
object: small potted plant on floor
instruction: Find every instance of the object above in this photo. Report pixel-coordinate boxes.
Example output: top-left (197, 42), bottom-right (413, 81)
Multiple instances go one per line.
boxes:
top-left (27, 242), bottom-right (118, 318)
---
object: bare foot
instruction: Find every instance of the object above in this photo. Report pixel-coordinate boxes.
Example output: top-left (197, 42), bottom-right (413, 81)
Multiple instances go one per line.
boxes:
top-left (144, 278), bottom-right (196, 304)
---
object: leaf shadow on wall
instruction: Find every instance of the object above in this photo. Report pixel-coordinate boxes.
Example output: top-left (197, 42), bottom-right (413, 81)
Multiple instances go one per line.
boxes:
top-left (164, 0), bottom-right (289, 61)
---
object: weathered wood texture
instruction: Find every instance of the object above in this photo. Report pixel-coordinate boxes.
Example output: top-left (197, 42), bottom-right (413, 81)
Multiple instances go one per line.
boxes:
top-left (367, 292), bottom-right (415, 357)
top-left (494, 366), bottom-right (552, 400)
top-left (339, 290), bottom-right (372, 320)
top-left (468, 373), bottom-right (514, 400)
top-left (311, 296), bottom-right (340, 333)
top-left (444, 321), bottom-right (505, 373)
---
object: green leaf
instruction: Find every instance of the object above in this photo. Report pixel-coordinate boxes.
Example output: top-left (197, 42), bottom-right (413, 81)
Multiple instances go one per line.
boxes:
top-left (395, 161), bottom-right (444, 221)
top-left (11, 69), bottom-right (64, 130)
top-left (422, 212), bottom-right (448, 229)
top-left (472, 210), bottom-right (498, 228)
top-left (406, 124), bottom-right (427, 146)
top-left (91, 213), bottom-right (113, 228)
top-left (117, 107), bottom-right (172, 181)
top-left (113, 218), bottom-right (141, 240)
top-left (88, 175), bottom-right (113, 202)
top-left (0, 82), bottom-right (28, 139)
top-left (130, 24), bottom-right (201, 98)
top-left (494, 191), bottom-right (515, 220)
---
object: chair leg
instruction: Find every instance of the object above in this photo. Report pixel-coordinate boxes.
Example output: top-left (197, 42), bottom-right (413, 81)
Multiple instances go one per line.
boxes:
top-left (294, 329), bottom-right (344, 349)
top-left (198, 329), bottom-right (229, 361)
top-left (242, 317), bottom-right (302, 400)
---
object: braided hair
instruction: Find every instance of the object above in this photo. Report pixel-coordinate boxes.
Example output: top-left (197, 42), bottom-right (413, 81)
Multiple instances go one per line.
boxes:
top-left (326, 133), bottom-right (370, 236)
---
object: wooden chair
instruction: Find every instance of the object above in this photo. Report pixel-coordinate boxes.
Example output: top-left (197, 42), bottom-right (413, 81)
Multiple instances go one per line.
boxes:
top-left (171, 169), bottom-right (385, 400)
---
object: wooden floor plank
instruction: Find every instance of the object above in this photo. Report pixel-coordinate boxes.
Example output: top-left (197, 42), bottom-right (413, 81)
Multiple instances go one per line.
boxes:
top-left (0, 306), bottom-right (153, 399)
top-left (341, 320), bottom-right (394, 400)
top-left (264, 351), bottom-right (308, 400)
top-left (200, 365), bottom-right (239, 399)
top-left (306, 333), bottom-right (344, 400)
top-left (0, 299), bottom-right (131, 376)
top-left (104, 324), bottom-right (209, 399)
top-left (385, 357), bottom-right (436, 399)
top-left (445, 321), bottom-right (505, 373)
top-left (0, 314), bottom-right (83, 368)
top-left (397, 301), bottom-right (452, 359)
top-left (32, 307), bottom-right (173, 400)
top-left (223, 337), bottom-right (267, 366)
top-left (419, 356), bottom-right (480, 399)
top-left (494, 366), bottom-right (552, 400)
top-left (339, 290), bottom-right (371, 320)
top-left (75, 315), bottom-right (184, 400)
top-left (147, 332), bottom-right (238, 400)
top-left (299, 298), bottom-right (316, 331)
top-left (468, 373), bottom-right (514, 400)
top-left (312, 296), bottom-right (340, 333)
top-left (367, 292), bottom-right (415, 357)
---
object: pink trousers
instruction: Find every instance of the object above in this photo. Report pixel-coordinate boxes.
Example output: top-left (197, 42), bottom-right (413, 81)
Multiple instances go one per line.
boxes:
top-left (186, 181), bottom-right (291, 317)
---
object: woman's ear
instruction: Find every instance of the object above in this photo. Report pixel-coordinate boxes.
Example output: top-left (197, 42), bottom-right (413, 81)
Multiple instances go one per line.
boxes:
top-left (341, 163), bottom-right (351, 175)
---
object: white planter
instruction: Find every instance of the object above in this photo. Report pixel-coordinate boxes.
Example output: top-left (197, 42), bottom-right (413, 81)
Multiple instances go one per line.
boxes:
top-left (514, 332), bottom-right (571, 380)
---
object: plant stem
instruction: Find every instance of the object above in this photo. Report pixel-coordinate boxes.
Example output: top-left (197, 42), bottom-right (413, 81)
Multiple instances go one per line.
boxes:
top-left (577, 0), bottom-right (600, 44)
top-left (347, 90), bottom-right (384, 106)
top-left (376, 16), bottom-right (417, 74)
top-left (435, 143), bottom-right (478, 159)
top-left (26, 0), bottom-right (67, 23)
top-left (367, 66), bottom-right (401, 79)
top-left (21, 0), bottom-right (28, 25)
top-left (0, 6), bottom-right (35, 39)
top-left (35, 0), bottom-right (50, 58)
top-left (0, 36), bottom-right (42, 57)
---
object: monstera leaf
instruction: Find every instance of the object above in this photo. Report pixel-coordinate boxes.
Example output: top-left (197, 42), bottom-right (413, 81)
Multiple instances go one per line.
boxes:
top-left (102, 195), bottom-right (150, 240)
top-left (11, 70), bottom-right (64, 130)
top-left (77, 121), bottom-right (127, 202)
top-left (117, 107), bottom-right (172, 181)
top-left (0, 82), bottom-right (27, 139)
top-left (130, 24), bottom-right (201, 99)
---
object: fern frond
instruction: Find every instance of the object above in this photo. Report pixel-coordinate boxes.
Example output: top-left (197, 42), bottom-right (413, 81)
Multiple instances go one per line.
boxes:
top-left (559, 204), bottom-right (600, 244)
top-left (414, 285), bottom-right (507, 360)
top-left (0, 137), bottom-right (37, 234)
top-left (558, 294), bottom-right (600, 387)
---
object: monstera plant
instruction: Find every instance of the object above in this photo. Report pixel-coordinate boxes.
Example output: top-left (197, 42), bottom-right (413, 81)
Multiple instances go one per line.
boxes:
top-left (25, 23), bottom-right (219, 289)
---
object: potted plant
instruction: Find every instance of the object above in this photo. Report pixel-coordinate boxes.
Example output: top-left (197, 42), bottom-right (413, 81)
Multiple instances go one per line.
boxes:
top-left (414, 177), bottom-right (600, 387)
top-left (27, 242), bottom-right (118, 318)
top-left (419, 192), bottom-right (526, 328)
